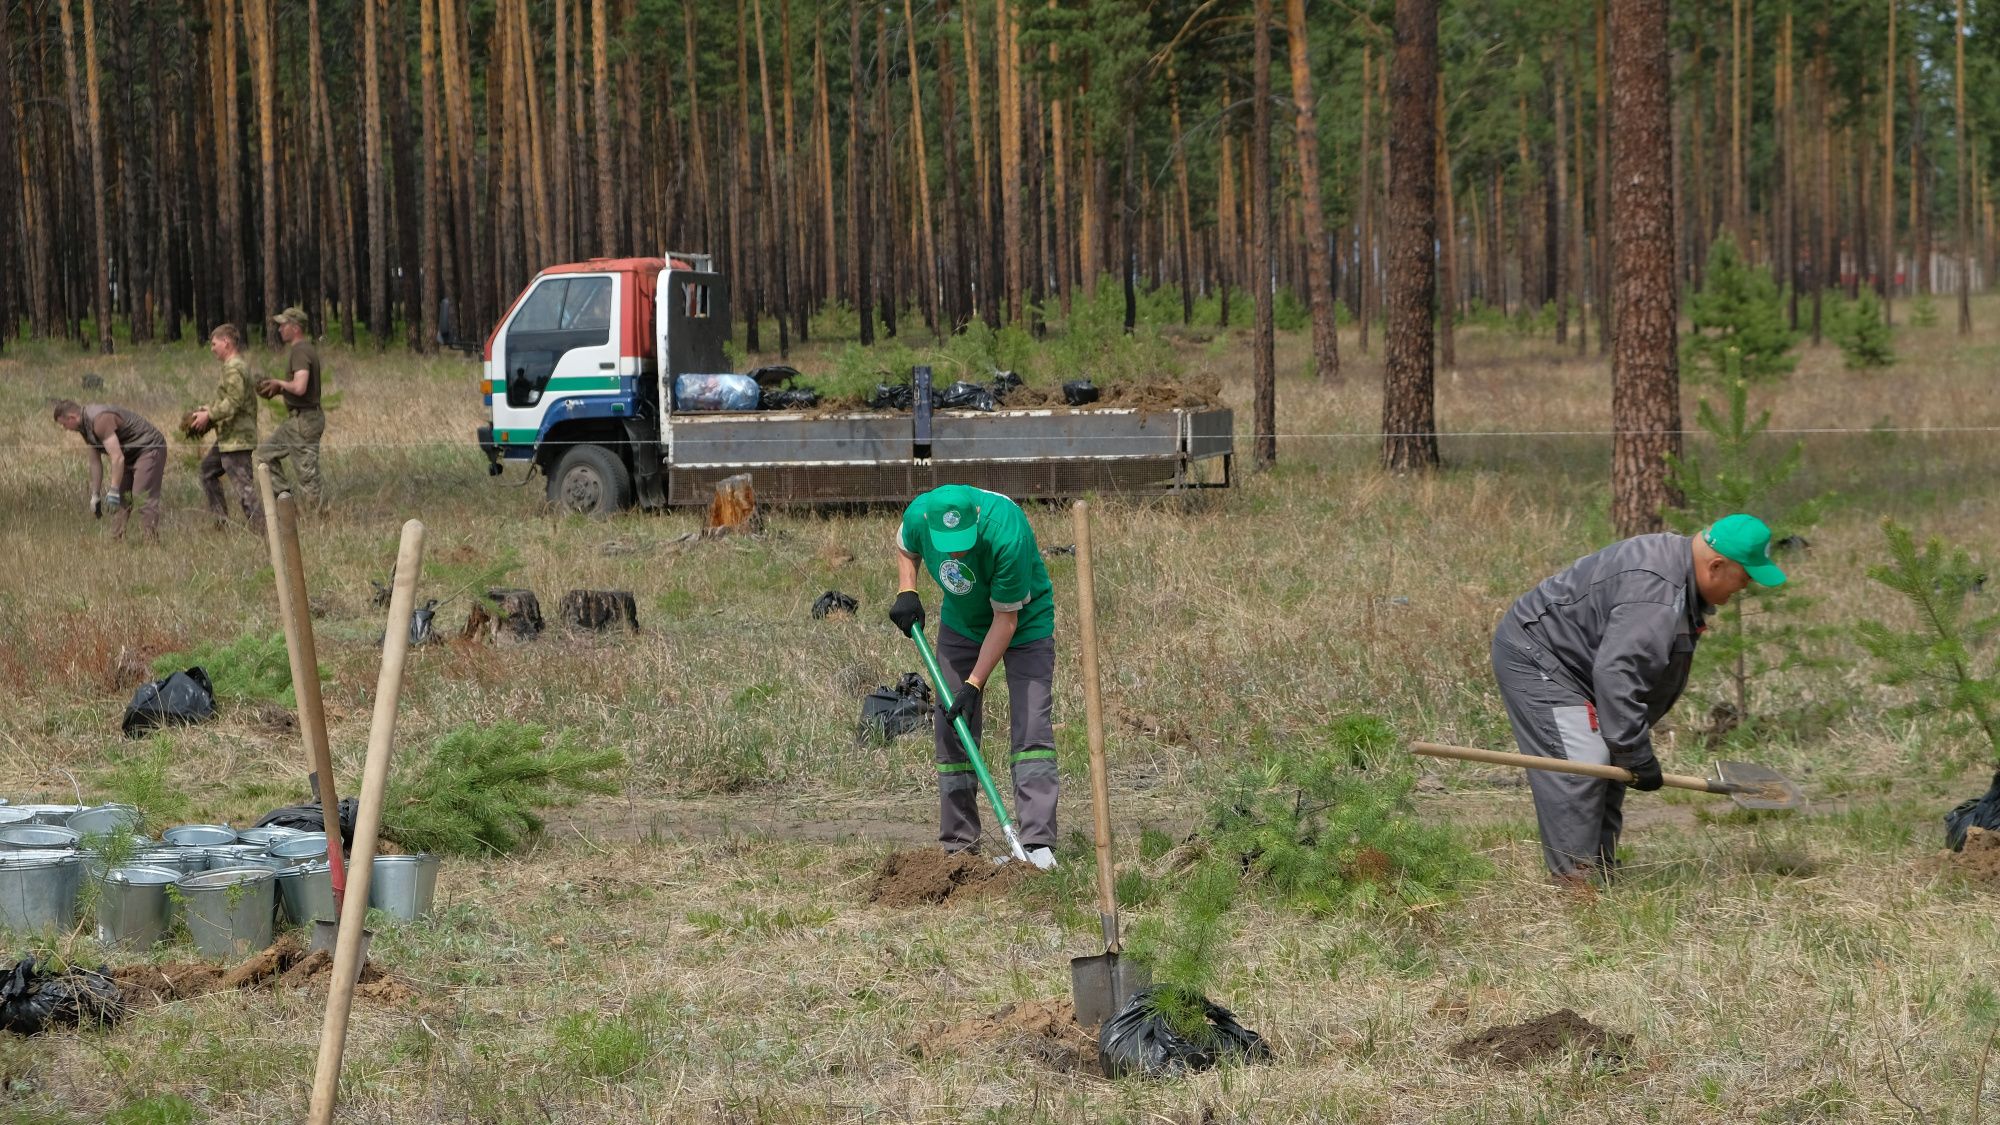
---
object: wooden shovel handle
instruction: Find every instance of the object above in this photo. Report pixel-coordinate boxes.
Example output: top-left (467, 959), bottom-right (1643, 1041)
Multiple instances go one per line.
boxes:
top-left (1410, 741), bottom-right (1733, 795)
top-left (1072, 503), bottom-right (1120, 949)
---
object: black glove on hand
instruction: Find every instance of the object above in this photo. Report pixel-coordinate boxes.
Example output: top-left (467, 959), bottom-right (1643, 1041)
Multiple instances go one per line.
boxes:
top-left (1627, 757), bottom-right (1665, 792)
top-left (888, 589), bottom-right (925, 637)
top-left (942, 679), bottom-right (982, 726)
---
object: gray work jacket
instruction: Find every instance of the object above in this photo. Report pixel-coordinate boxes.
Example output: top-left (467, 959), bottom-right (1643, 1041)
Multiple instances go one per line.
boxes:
top-left (1497, 532), bottom-right (1711, 766)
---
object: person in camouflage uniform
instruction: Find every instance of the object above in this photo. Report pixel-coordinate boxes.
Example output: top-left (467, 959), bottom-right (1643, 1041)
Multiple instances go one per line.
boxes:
top-left (256, 306), bottom-right (326, 509)
top-left (192, 323), bottom-right (263, 533)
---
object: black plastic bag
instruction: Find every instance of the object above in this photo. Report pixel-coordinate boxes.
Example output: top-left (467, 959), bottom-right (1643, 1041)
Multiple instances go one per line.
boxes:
top-left (990, 370), bottom-right (1024, 400)
top-left (1062, 379), bottom-right (1100, 406)
top-left (858, 673), bottom-right (933, 744)
top-left (0, 955), bottom-right (126, 1035)
top-left (866, 382), bottom-right (913, 410)
top-left (410, 599), bottom-right (441, 646)
top-left (761, 387), bottom-right (822, 410)
top-left (255, 797), bottom-right (360, 849)
top-left (1098, 987), bottom-right (1271, 1079)
top-left (1946, 771), bottom-right (2000, 851)
top-left (938, 381), bottom-right (997, 412)
top-left (121, 667), bottom-right (216, 737)
top-left (746, 364), bottom-right (805, 388)
top-left (812, 590), bottom-right (859, 619)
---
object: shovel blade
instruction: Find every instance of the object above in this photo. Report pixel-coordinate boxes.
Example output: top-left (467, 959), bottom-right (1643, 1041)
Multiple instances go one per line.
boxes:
top-left (1716, 761), bottom-right (1807, 811)
top-left (307, 919), bottom-right (374, 987)
top-left (1070, 951), bottom-right (1152, 1031)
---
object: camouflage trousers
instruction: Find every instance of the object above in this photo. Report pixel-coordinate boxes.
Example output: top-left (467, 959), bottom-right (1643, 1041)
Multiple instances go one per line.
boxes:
top-left (199, 446), bottom-right (264, 534)
top-left (256, 408), bottom-right (324, 507)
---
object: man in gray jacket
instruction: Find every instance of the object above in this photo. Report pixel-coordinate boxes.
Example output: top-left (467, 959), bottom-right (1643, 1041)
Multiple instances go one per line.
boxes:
top-left (1491, 514), bottom-right (1788, 883)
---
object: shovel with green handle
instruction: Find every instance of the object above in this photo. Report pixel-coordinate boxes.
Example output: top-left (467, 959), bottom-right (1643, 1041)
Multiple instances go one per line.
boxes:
top-left (909, 627), bottom-right (1032, 864)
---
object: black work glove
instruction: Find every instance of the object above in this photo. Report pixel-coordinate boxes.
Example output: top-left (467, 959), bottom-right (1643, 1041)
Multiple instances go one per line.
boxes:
top-left (1626, 757), bottom-right (1665, 792)
top-left (941, 679), bottom-right (982, 726)
top-left (888, 589), bottom-right (925, 637)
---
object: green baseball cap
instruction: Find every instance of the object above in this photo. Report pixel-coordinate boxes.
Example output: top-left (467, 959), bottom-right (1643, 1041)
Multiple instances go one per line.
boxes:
top-left (925, 485), bottom-right (981, 553)
top-left (272, 306), bottom-right (310, 328)
top-left (1704, 514), bottom-right (1787, 586)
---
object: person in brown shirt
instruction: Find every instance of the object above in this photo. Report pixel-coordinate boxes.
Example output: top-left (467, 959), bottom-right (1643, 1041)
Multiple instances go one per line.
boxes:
top-left (52, 399), bottom-right (168, 542)
top-left (256, 306), bottom-right (326, 509)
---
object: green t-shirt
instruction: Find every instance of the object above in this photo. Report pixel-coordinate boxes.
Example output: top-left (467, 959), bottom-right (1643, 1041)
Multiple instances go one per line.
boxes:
top-left (898, 487), bottom-right (1054, 644)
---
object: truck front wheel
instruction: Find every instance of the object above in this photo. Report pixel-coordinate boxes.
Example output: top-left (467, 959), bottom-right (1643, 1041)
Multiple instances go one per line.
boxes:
top-left (547, 444), bottom-right (633, 516)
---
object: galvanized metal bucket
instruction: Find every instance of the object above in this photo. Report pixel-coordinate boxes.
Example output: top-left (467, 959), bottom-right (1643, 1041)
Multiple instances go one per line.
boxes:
top-left (92, 864), bottom-right (180, 950)
top-left (369, 854), bottom-right (439, 922)
top-left (0, 824), bottom-right (82, 850)
top-left (0, 851), bottom-right (82, 935)
top-left (176, 867), bottom-right (277, 959)
top-left (269, 834), bottom-right (329, 866)
top-left (68, 803), bottom-right (143, 838)
top-left (0, 807), bottom-right (33, 828)
top-left (162, 824), bottom-right (239, 848)
top-left (132, 848), bottom-right (206, 877)
top-left (16, 804), bottom-right (84, 826)
top-left (236, 826), bottom-right (305, 848)
top-left (275, 861), bottom-right (338, 927)
top-left (199, 845), bottom-right (285, 872)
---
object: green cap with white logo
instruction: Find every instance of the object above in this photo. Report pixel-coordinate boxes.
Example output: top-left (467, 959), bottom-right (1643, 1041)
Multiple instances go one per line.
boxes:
top-left (1704, 513), bottom-right (1787, 587)
top-left (925, 485), bottom-right (981, 553)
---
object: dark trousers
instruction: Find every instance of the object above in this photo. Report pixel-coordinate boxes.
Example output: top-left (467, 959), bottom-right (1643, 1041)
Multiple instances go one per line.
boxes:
top-left (933, 625), bottom-right (1059, 849)
top-left (199, 446), bottom-right (264, 533)
top-left (1491, 625), bottom-right (1625, 878)
top-left (110, 446), bottom-right (167, 541)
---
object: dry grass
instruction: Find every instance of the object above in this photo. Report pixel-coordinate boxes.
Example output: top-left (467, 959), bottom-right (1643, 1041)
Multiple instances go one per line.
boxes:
top-left (0, 307), bottom-right (1996, 1121)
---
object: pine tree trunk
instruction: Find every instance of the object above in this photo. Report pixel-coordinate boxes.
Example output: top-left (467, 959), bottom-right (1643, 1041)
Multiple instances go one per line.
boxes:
top-left (244, 0), bottom-right (277, 341)
top-left (592, 0), bottom-right (613, 255)
top-left (1285, 0), bottom-right (1339, 381)
top-left (361, 0), bottom-right (387, 342)
top-left (1554, 58), bottom-right (1570, 346)
top-left (419, 0), bottom-right (441, 351)
top-left (79, 0), bottom-right (115, 352)
top-left (874, 4), bottom-right (897, 337)
top-left (848, 0), bottom-right (873, 344)
top-left (553, 0), bottom-right (571, 260)
top-left (0, 6), bottom-right (17, 350)
top-left (1909, 53), bottom-right (1927, 296)
top-left (814, 18), bottom-right (838, 303)
top-left (901, 0), bottom-right (939, 336)
top-left (1217, 84), bottom-right (1234, 326)
top-left (1595, 0), bottom-right (1612, 351)
top-left (1881, 0), bottom-right (1895, 320)
top-left (1437, 68), bottom-right (1456, 372)
top-left (1812, 18), bottom-right (1829, 344)
top-left (936, 1), bottom-right (969, 328)
top-left (1251, 0), bottom-right (1276, 468)
top-left (1382, 0), bottom-right (1439, 473)
top-left (1572, 41), bottom-right (1589, 354)
top-left (960, 0), bottom-right (995, 325)
top-left (1956, 0), bottom-right (1971, 333)
top-left (753, 0), bottom-right (790, 355)
top-left (1049, 4), bottom-right (1072, 319)
top-left (1357, 43), bottom-right (1372, 355)
top-left (1170, 62), bottom-right (1194, 327)
top-left (1609, 0), bottom-right (1682, 536)
top-left (998, 0), bottom-right (1023, 324)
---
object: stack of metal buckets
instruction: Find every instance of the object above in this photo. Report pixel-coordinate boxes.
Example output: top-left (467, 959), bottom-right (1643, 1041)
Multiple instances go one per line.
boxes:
top-left (0, 799), bottom-right (438, 958)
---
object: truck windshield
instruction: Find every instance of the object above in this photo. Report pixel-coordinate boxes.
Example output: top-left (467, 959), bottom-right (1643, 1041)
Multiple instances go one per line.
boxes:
top-left (505, 275), bottom-right (613, 407)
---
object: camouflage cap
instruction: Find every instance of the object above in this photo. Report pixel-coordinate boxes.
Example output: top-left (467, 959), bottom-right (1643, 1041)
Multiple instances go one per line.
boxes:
top-left (272, 306), bottom-right (310, 328)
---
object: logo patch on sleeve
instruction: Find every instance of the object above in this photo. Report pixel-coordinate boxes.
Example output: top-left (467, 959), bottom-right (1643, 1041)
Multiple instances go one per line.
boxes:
top-left (938, 559), bottom-right (976, 595)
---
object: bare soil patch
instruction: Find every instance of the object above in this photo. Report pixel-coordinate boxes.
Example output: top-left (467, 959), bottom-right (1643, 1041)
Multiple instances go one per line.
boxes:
top-left (1942, 826), bottom-right (2000, 888)
top-left (1448, 1009), bottom-right (1633, 1069)
top-left (108, 935), bottom-right (413, 1007)
top-left (909, 998), bottom-right (1102, 1075)
top-left (867, 848), bottom-right (1034, 907)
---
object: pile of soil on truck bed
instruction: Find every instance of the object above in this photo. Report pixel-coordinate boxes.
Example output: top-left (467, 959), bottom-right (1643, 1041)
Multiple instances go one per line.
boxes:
top-left (1448, 1009), bottom-right (1633, 1069)
top-left (867, 848), bottom-right (1034, 907)
top-left (909, 998), bottom-right (1102, 1074)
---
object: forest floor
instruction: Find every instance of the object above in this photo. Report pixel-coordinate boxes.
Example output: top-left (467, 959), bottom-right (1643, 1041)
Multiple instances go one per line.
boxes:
top-left (0, 303), bottom-right (1998, 1122)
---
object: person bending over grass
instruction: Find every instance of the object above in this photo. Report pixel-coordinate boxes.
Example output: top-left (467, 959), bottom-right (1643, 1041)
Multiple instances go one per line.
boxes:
top-left (1491, 514), bottom-right (1787, 885)
top-left (52, 399), bottom-right (167, 543)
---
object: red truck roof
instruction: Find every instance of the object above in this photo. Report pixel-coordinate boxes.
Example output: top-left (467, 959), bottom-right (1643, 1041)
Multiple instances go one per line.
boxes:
top-left (483, 256), bottom-right (699, 360)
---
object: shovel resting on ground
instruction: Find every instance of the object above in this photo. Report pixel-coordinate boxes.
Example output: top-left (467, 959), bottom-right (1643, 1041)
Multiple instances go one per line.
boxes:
top-left (1411, 741), bottom-right (1806, 811)
top-left (1065, 502), bottom-right (1150, 1030)
top-left (909, 628), bottom-right (1032, 864)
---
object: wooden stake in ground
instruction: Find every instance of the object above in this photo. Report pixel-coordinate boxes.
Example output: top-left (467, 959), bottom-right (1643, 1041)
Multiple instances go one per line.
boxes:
top-left (308, 518), bottom-right (426, 1125)
top-left (255, 466), bottom-right (347, 913)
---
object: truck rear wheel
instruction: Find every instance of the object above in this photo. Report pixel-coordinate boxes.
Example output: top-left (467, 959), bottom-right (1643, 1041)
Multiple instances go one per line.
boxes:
top-left (547, 444), bottom-right (632, 516)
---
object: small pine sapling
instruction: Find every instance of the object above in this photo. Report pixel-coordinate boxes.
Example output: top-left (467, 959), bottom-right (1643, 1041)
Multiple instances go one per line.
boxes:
top-left (1828, 288), bottom-right (1897, 369)
top-left (382, 723), bottom-right (625, 856)
top-left (1910, 291), bottom-right (1941, 328)
top-left (1682, 234), bottom-right (1801, 384)
top-left (1857, 520), bottom-right (2000, 769)
top-left (1664, 351), bottom-right (1827, 730)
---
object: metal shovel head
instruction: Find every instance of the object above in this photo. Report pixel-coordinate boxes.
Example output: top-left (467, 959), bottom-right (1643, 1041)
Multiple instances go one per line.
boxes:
top-left (1070, 951), bottom-right (1152, 1031)
top-left (308, 919), bottom-right (375, 987)
top-left (1715, 761), bottom-right (1806, 811)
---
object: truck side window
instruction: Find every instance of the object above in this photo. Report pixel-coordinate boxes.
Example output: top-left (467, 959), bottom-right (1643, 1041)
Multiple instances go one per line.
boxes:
top-left (505, 275), bottom-right (614, 407)
top-left (683, 282), bottom-right (710, 318)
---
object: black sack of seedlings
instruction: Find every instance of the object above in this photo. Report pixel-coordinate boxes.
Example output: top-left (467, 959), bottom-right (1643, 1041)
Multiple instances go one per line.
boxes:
top-left (746, 364), bottom-right (805, 388)
top-left (121, 666), bottom-right (217, 737)
top-left (858, 673), bottom-right (933, 744)
top-left (937, 381), bottom-right (997, 412)
top-left (1062, 379), bottom-right (1100, 406)
top-left (812, 590), bottom-right (859, 619)
top-left (990, 370), bottom-right (1024, 400)
top-left (410, 600), bottom-right (441, 646)
top-left (1946, 771), bottom-right (2000, 851)
top-left (0, 955), bottom-right (126, 1035)
top-left (866, 382), bottom-right (913, 410)
top-left (761, 387), bottom-right (821, 410)
top-left (1098, 987), bottom-right (1272, 1079)
top-left (255, 797), bottom-right (360, 849)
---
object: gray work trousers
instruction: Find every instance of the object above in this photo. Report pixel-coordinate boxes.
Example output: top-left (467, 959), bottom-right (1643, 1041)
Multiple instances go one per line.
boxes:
top-left (933, 625), bottom-right (1059, 850)
top-left (1491, 625), bottom-right (1625, 878)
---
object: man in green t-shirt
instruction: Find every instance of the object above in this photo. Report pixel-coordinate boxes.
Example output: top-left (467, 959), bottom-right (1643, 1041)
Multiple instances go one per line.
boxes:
top-left (889, 484), bottom-right (1059, 869)
top-left (256, 306), bottom-right (326, 510)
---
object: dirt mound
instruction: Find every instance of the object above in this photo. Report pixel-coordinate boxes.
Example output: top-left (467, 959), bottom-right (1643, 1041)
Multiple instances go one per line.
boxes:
top-left (909, 999), bottom-right (1102, 1074)
top-left (109, 936), bottom-right (412, 1007)
top-left (1942, 826), bottom-right (2000, 888)
top-left (1448, 1009), bottom-right (1632, 1069)
top-left (867, 848), bottom-right (1034, 907)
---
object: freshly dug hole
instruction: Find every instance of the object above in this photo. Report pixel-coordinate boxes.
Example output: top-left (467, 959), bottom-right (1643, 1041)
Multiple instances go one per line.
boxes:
top-left (867, 848), bottom-right (1033, 907)
top-left (1448, 1009), bottom-right (1633, 1069)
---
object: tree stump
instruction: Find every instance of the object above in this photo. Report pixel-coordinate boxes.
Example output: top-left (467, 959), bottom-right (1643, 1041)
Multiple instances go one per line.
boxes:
top-left (706, 473), bottom-right (762, 536)
top-left (559, 590), bottom-right (640, 632)
top-left (459, 601), bottom-right (492, 642)
top-left (486, 588), bottom-right (545, 643)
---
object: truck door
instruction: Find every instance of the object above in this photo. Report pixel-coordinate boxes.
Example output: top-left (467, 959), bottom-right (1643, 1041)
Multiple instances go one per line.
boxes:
top-left (491, 271), bottom-right (620, 444)
top-left (654, 268), bottom-right (730, 401)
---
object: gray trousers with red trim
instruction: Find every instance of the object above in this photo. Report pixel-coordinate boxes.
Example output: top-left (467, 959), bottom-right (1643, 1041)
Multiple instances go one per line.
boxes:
top-left (934, 625), bottom-right (1059, 850)
top-left (1491, 625), bottom-right (1625, 878)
